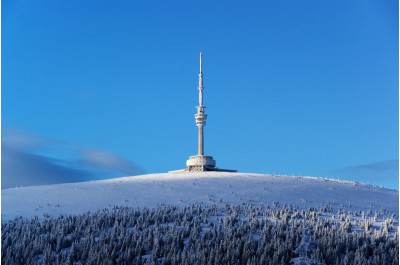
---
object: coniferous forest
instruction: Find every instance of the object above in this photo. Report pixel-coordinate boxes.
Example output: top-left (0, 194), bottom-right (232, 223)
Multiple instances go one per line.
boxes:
top-left (2, 203), bottom-right (398, 265)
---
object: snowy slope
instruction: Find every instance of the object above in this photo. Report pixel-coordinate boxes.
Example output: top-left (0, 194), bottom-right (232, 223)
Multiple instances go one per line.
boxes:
top-left (2, 172), bottom-right (398, 221)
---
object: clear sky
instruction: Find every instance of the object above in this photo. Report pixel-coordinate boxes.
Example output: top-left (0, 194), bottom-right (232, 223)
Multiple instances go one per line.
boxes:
top-left (2, 0), bottom-right (399, 189)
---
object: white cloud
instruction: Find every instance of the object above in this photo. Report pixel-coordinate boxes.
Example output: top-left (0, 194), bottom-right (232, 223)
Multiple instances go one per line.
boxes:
top-left (2, 129), bottom-right (142, 189)
top-left (77, 148), bottom-right (140, 175)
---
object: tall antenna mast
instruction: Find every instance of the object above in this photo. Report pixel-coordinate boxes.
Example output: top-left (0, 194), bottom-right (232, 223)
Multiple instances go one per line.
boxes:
top-left (195, 52), bottom-right (207, 156)
top-left (198, 53), bottom-right (203, 106)
top-left (179, 53), bottom-right (236, 172)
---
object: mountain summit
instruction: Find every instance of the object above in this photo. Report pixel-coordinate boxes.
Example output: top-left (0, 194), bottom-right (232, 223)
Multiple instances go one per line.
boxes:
top-left (2, 172), bottom-right (397, 221)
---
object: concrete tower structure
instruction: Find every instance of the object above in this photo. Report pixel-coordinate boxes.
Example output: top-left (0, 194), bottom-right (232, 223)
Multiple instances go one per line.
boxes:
top-left (184, 53), bottom-right (236, 172)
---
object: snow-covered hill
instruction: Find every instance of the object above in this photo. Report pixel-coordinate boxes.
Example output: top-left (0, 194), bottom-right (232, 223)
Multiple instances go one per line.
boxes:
top-left (2, 172), bottom-right (398, 221)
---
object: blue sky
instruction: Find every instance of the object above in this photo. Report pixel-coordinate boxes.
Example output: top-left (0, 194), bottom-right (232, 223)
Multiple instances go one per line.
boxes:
top-left (2, 0), bottom-right (398, 189)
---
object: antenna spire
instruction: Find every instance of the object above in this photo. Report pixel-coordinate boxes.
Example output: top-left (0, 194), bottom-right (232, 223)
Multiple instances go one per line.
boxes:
top-left (200, 52), bottom-right (203, 74)
top-left (198, 53), bottom-right (203, 106)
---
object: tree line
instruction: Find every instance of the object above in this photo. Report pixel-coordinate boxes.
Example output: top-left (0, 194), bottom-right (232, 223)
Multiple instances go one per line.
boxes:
top-left (2, 203), bottom-right (398, 264)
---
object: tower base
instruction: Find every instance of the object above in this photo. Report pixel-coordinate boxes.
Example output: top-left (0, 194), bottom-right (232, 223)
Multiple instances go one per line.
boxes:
top-left (168, 155), bottom-right (236, 173)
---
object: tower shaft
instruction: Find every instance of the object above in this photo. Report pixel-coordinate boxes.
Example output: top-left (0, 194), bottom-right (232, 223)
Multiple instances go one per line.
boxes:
top-left (195, 106), bottom-right (207, 155)
top-left (198, 126), bottom-right (203, 155)
top-left (195, 52), bottom-right (206, 156)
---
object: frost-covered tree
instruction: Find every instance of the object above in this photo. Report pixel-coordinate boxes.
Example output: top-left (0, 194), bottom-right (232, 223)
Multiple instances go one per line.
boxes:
top-left (2, 204), bottom-right (398, 265)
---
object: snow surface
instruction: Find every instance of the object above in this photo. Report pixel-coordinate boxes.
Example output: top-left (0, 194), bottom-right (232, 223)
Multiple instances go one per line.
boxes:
top-left (2, 172), bottom-right (398, 221)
